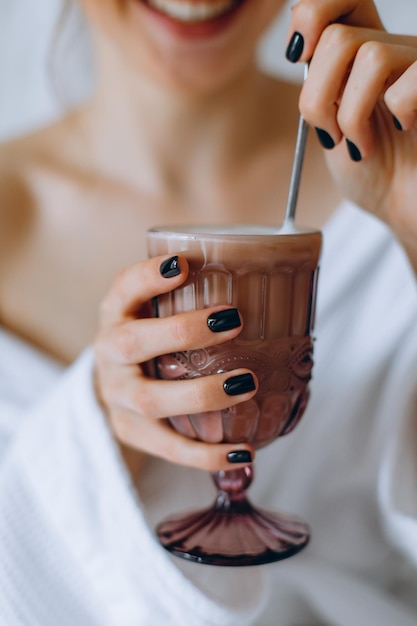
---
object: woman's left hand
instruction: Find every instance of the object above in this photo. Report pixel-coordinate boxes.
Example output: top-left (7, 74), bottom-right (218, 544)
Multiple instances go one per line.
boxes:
top-left (286, 0), bottom-right (417, 266)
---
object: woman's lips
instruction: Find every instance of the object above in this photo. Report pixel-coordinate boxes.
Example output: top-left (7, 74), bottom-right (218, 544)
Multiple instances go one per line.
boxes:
top-left (145, 0), bottom-right (240, 22)
top-left (139, 0), bottom-right (247, 38)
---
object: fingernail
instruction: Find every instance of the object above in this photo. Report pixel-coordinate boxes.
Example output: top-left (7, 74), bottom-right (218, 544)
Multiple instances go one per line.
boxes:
top-left (315, 128), bottom-right (335, 150)
top-left (227, 450), bottom-right (252, 464)
top-left (285, 32), bottom-right (304, 63)
top-left (393, 115), bottom-right (403, 131)
top-left (207, 308), bottom-right (241, 333)
top-left (223, 373), bottom-right (256, 396)
top-left (160, 255), bottom-right (180, 278)
top-left (346, 139), bottom-right (362, 162)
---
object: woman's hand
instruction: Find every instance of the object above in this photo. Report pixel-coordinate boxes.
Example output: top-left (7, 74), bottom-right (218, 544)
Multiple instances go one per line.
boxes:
top-left (286, 0), bottom-right (417, 267)
top-left (93, 254), bottom-right (257, 472)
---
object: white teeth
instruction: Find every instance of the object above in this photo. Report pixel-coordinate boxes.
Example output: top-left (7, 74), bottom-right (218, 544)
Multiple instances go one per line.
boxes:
top-left (147, 0), bottom-right (236, 22)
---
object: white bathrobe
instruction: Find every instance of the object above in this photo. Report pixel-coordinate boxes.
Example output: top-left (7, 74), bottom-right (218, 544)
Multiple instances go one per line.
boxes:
top-left (1, 202), bottom-right (417, 626)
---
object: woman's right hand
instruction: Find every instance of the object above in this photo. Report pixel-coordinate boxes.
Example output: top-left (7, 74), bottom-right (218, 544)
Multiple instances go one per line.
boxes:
top-left (93, 254), bottom-right (257, 472)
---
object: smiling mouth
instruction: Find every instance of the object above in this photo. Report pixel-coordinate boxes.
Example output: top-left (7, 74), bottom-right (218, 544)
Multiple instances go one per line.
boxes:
top-left (143, 0), bottom-right (244, 23)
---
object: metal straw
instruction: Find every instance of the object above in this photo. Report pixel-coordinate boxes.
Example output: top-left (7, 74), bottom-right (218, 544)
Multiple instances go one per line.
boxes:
top-left (283, 63), bottom-right (309, 226)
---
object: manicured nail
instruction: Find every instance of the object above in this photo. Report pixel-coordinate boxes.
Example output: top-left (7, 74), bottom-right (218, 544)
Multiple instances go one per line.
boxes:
top-left (346, 139), bottom-right (362, 162)
top-left (223, 373), bottom-right (256, 396)
top-left (227, 450), bottom-right (252, 464)
top-left (160, 255), bottom-right (180, 278)
top-left (393, 115), bottom-right (403, 131)
top-left (207, 308), bottom-right (241, 333)
top-left (285, 32), bottom-right (304, 63)
top-left (315, 128), bottom-right (335, 150)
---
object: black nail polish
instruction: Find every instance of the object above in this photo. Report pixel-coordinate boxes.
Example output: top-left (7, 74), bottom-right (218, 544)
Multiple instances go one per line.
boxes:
top-left (227, 450), bottom-right (252, 464)
top-left (346, 139), bottom-right (362, 162)
top-left (285, 32), bottom-right (304, 63)
top-left (223, 373), bottom-right (256, 396)
top-left (393, 115), bottom-right (403, 131)
top-left (315, 128), bottom-right (335, 150)
top-left (160, 255), bottom-right (180, 278)
top-left (207, 308), bottom-right (241, 333)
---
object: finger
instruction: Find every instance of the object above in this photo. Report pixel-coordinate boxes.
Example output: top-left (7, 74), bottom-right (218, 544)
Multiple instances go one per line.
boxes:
top-left (107, 367), bottom-right (258, 419)
top-left (101, 306), bottom-right (242, 364)
top-left (110, 409), bottom-right (255, 472)
top-left (100, 254), bottom-right (189, 326)
top-left (385, 60), bottom-right (417, 131)
top-left (337, 43), bottom-right (417, 158)
top-left (299, 24), bottom-right (374, 145)
top-left (286, 0), bottom-right (383, 63)
top-left (302, 30), bottom-right (417, 155)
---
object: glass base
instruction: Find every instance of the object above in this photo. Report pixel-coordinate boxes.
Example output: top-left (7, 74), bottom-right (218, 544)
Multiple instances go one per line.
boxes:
top-left (156, 494), bottom-right (310, 566)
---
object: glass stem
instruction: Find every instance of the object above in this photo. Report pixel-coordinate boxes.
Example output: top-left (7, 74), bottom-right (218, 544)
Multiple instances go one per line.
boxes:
top-left (211, 466), bottom-right (254, 507)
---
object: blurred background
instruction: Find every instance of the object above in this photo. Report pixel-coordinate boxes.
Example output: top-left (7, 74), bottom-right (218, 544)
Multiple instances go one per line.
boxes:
top-left (0, 0), bottom-right (416, 141)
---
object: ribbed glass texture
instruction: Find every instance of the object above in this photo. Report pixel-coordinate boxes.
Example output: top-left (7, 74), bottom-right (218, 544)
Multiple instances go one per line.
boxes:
top-left (147, 225), bottom-right (321, 565)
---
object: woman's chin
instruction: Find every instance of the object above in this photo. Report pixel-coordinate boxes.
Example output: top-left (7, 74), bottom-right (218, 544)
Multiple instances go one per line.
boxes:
top-left (122, 0), bottom-right (258, 94)
top-left (93, 0), bottom-right (281, 95)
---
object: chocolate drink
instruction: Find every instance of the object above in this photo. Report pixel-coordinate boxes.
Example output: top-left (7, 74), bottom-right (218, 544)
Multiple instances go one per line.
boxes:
top-left (147, 225), bottom-right (322, 449)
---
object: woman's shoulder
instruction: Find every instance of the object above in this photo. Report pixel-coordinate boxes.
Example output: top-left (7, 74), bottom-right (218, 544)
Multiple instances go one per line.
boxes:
top-left (0, 112), bottom-right (86, 256)
top-left (0, 111), bottom-right (83, 184)
top-left (0, 132), bottom-right (37, 265)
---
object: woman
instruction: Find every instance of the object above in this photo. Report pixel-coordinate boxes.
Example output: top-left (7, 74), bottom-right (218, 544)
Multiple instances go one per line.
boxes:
top-left (0, 0), bottom-right (416, 624)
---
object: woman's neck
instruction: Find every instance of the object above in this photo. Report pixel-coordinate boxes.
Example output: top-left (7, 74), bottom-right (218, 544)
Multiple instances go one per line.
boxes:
top-left (80, 35), bottom-right (290, 203)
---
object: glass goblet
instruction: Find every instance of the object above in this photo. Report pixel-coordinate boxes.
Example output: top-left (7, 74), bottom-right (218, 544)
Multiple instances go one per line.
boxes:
top-left (147, 224), bottom-right (322, 566)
